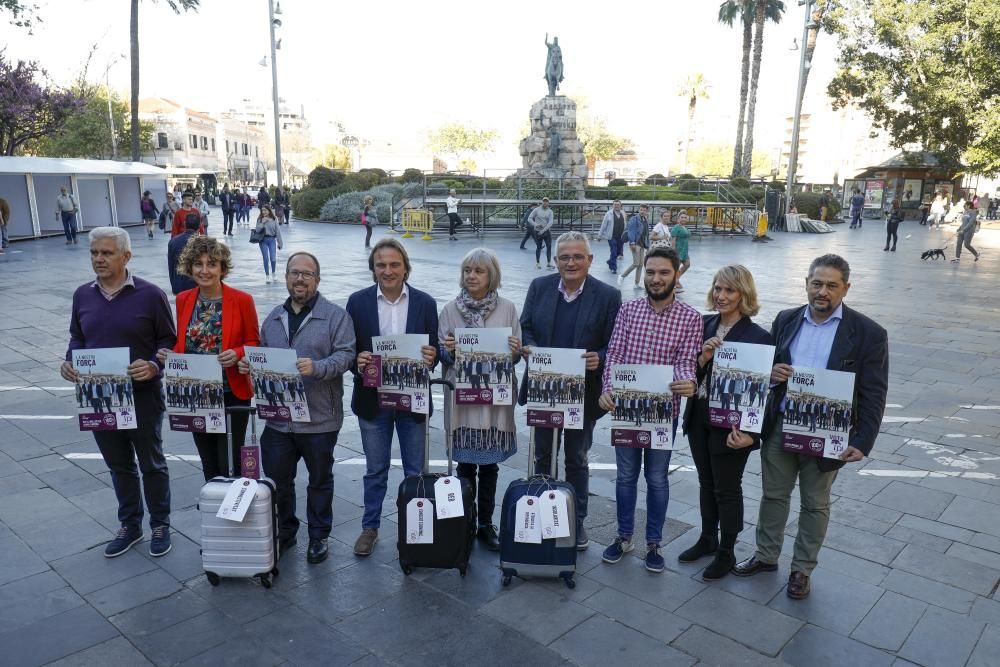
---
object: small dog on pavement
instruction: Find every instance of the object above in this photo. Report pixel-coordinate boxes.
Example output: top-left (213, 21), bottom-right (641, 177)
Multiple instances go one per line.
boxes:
top-left (921, 248), bottom-right (946, 260)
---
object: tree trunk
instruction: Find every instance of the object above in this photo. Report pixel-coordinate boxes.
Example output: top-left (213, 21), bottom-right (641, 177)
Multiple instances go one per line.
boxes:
top-left (685, 98), bottom-right (696, 173)
top-left (129, 0), bottom-right (140, 162)
top-left (741, 0), bottom-right (766, 177)
top-left (732, 11), bottom-right (753, 177)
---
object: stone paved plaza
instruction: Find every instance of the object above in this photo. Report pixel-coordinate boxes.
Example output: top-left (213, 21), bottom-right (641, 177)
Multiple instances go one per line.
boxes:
top-left (0, 213), bottom-right (999, 666)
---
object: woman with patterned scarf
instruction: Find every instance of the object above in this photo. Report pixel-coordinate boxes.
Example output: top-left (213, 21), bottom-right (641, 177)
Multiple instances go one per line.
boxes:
top-left (438, 248), bottom-right (522, 551)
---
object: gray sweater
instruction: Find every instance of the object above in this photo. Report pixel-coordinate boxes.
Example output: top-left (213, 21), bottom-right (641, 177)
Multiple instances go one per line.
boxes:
top-left (528, 206), bottom-right (554, 234)
top-left (258, 294), bottom-right (356, 433)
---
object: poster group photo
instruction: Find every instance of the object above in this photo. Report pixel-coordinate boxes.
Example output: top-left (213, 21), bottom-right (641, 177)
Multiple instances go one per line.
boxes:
top-left (525, 346), bottom-right (586, 430)
top-left (164, 352), bottom-right (226, 433)
top-left (708, 342), bottom-right (775, 433)
top-left (365, 334), bottom-right (430, 414)
top-left (71, 347), bottom-right (136, 431)
top-left (453, 327), bottom-right (514, 406)
top-left (781, 366), bottom-right (856, 459)
top-left (244, 346), bottom-right (310, 422)
top-left (609, 364), bottom-right (674, 449)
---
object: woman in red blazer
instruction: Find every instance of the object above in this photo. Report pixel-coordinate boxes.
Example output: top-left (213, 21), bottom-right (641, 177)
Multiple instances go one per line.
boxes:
top-left (158, 235), bottom-right (260, 481)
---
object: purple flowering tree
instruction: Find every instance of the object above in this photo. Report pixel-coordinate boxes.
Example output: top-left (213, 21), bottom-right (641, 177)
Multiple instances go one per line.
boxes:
top-left (0, 53), bottom-right (85, 155)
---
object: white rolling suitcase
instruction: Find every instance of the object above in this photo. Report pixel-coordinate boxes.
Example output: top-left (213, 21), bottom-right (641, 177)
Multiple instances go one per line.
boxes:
top-left (198, 406), bottom-right (280, 587)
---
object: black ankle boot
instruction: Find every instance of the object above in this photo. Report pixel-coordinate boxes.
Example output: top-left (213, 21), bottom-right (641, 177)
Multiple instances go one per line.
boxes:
top-left (677, 534), bottom-right (718, 563)
top-left (702, 548), bottom-right (736, 580)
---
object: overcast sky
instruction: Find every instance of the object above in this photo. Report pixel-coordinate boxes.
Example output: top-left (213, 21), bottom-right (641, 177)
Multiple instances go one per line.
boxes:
top-left (6, 0), bottom-right (844, 167)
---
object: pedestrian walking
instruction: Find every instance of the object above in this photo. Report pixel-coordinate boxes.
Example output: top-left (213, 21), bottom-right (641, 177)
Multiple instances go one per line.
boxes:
top-left (598, 246), bottom-right (701, 573)
top-left (679, 264), bottom-right (772, 581)
top-left (952, 201), bottom-right (980, 263)
top-left (140, 191), bottom-right (160, 240)
top-left (156, 235), bottom-right (261, 481)
top-left (162, 192), bottom-right (180, 234)
top-left (650, 211), bottom-right (672, 250)
top-left (528, 197), bottom-right (555, 269)
top-left (61, 227), bottom-right (177, 558)
top-left (447, 188), bottom-right (463, 241)
top-left (849, 188), bottom-right (865, 229)
top-left (671, 211), bottom-right (692, 291)
top-left (438, 248), bottom-right (522, 551)
top-left (361, 196), bottom-right (377, 249)
top-left (218, 184), bottom-right (236, 236)
top-left (238, 251), bottom-right (357, 564)
top-left (194, 191), bottom-right (209, 232)
top-left (0, 196), bottom-right (9, 254)
top-left (257, 185), bottom-right (271, 209)
top-left (884, 199), bottom-right (904, 252)
top-left (56, 186), bottom-right (80, 245)
top-left (171, 192), bottom-right (202, 237)
top-left (519, 202), bottom-right (538, 250)
top-left (597, 199), bottom-right (627, 274)
top-left (619, 205), bottom-right (649, 289)
top-left (255, 205), bottom-right (283, 282)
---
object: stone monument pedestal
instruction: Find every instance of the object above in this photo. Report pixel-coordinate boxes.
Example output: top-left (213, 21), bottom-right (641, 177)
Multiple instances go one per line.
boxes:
top-left (516, 96), bottom-right (587, 197)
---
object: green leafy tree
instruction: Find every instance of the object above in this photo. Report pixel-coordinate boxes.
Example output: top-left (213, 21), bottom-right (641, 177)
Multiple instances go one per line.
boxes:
top-left (311, 144), bottom-right (352, 171)
top-left (677, 73), bottom-right (710, 173)
top-left (571, 96), bottom-right (632, 174)
top-left (130, 0), bottom-right (200, 161)
top-left (428, 122), bottom-right (498, 170)
top-left (1, 0), bottom-right (38, 29)
top-left (677, 143), bottom-right (773, 177)
top-left (828, 0), bottom-right (1000, 175)
top-left (719, 0), bottom-right (784, 176)
top-left (31, 85), bottom-right (152, 159)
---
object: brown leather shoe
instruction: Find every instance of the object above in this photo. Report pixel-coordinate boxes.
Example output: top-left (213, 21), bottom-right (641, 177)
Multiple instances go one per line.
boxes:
top-left (787, 571), bottom-right (811, 599)
top-left (732, 555), bottom-right (778, 577)
top-left (353, 528), bottom-right (378, 557)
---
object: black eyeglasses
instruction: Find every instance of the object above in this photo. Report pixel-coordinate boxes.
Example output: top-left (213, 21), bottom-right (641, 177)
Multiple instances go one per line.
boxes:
top-left (287, 270), bottom-right (317, 280)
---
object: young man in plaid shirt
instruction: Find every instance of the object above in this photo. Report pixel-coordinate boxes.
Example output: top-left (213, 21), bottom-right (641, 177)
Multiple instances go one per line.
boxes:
top-left (598, 246), bottom-right (703, 572)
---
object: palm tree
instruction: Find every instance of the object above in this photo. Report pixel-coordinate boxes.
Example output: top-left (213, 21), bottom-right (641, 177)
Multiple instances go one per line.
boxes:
top-left (740, 0), bottom-right (784, 177)
top-left (719, 0), bottom-right (784, 177)
top-left (129, 0), bottom-right (200, 161)
top-left (677, 73), bottom-right (710, 173)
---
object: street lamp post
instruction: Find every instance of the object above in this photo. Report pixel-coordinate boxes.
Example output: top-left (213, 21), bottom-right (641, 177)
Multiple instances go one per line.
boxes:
top-left (103, 54), bottom-right (124, 160)
top-left (267, 0), bottom-right (283, 189)
top-left (786, 0), bottom-right (813, 201)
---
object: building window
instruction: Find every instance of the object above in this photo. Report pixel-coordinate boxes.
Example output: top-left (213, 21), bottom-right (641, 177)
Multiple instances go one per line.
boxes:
top-left (200, 136), bottom-right (208, 150)
top-left (211, 138), bottom-right (216, 152)
top-left (242, 143), bottom-right (248, 156)
top-left (189, 134), bottom-right (197, 149)
top-left (255, 146), bottom-right (259, 157)
top-left (225, 140), bottom-right (230, 153)
top-left (157, 132), bottom-right (168, 149)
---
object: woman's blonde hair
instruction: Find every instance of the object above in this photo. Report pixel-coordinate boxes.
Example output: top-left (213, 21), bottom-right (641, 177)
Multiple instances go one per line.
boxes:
top-left (459, 247), bottom-right (502, 292)
top-left (177, 235), bottom-right (232, 279)
top-left (705, 264), bottom-right (760, 317)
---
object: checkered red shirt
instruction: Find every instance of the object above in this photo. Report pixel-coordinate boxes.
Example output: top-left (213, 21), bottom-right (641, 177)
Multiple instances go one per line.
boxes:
top-left (602, 296), bottom-right (703, 416)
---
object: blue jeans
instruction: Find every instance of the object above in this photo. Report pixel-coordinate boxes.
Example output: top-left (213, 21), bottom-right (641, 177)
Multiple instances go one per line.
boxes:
top-left (92, 389), bottom-right (170, 530)
top-left (261, 427), bottom-right (338, 540)
top-left (615, 446), bottom-right (673, 545)
top-left (1, 223), bottom-right (8, 248)
top-left (61, 211), bottom-right (78, 241)
top-left (534, 421), bottom-right (594, 524)
top-left (358, 410), bottom-right (426, 529)
top-left (850, 209), bottom-right (862, 227)
top-left (607, 238), bottom-right (623, 272)
top-left (259, 236), bottom-right (277, 274)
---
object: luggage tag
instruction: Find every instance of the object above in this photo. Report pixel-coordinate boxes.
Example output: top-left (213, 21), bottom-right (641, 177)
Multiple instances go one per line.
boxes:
top-left (406, 498), bottom-right (434, 544)
top-left (514, 496), bottom-right (542, 543)
top-left (434, 476), bottom-right (464, 520)
top-left (216, 478), bottom-right (258, 522)
top-left (539, 489), bottom-right (571, 539)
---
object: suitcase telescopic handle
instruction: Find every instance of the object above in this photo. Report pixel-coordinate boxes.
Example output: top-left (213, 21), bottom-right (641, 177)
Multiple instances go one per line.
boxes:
top-left (224, 405), bottom-right (258, 477)
top-left (424, 377), bottom-right (455, 476)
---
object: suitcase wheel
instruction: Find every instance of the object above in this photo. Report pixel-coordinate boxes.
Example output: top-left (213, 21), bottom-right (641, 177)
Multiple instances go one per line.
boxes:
top-left (271, 567), bottom-right (279, 577)
top-left (206, 572), bottom-right (220, 587)
top-left (259, 573), bottom-right (273, 589)
top-left (400, 562), bottom-right (413, 576)
top-left (459, 565), bottom-right (468, 578)
top-left (501, 574), bottom-right (512, 587)
top-left (562, 574), bottom-right (576, 590)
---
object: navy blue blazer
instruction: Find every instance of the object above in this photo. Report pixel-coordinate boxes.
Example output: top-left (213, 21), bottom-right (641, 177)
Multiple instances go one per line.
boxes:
top-left (518, 274), bottom-right (621, 421)
top-left (345, 283), bottom-right (439, 421)
top-left (765, 304), bottom-right (889, 471)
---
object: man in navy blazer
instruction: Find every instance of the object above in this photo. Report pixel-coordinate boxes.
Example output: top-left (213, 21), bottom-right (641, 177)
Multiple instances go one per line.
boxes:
top-left (346, 238), bottom-right (439, 557)
top-left (734, 254), bottom-right (888, 601)
top-left (520, 231), bottom-right (622, 550)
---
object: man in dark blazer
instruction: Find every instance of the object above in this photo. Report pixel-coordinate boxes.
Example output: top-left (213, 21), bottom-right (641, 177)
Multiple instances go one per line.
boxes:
top-left (520, 231), bottom-right (622, 550)
top-left (346, 238), bottom-right (438, 558)
top-left (734, 254), bottom-right (888, 601)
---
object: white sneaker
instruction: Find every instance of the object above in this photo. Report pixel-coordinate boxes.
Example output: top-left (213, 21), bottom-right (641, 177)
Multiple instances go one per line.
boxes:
top-left (265, 274), bottom-right (271, 283)
top-left (536, 262), bottom-right (541, 269)
top-left (617, 275), bottom-right (624, 284)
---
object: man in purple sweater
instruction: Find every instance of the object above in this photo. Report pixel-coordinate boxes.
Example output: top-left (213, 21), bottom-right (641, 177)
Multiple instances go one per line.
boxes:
top-left (60, 227), bottom-right (178, 558)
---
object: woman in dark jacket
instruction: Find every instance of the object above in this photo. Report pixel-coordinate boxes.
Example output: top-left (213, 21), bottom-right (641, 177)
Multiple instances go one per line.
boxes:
top-left (679, 264), bottom-right (773, 581)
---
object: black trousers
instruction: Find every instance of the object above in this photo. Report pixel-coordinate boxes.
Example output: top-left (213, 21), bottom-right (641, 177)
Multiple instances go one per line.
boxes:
top-left (885, 221), bottom-right (899, 249)
top-left (363, 224), bottom-right (373, 248)
top-left (448, 212), bottom-right (462, 236)
top-left (93, 389), bottom-right (170, 529)
top-left (223, 209), bottom-right (235, 234)
top-left (687, 399), bottom-right (753, 536)
top-left (192, 391), bottom-right (251, 481)
top-left (520, 227), bottom-right (533, 249)
top-left (261, 427), bottom-right (338, 540)
top-left (457, 462), bottom-right (499, 527)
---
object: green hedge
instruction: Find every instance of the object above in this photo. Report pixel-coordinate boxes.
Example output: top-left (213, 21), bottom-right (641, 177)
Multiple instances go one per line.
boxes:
top-left (290, 187), bottom-right (337, 220)
top-left (792, 192), bottom-right (842, 220)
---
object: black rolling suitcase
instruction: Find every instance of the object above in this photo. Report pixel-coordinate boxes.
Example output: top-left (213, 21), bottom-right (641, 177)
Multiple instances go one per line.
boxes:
top-left (396, 378), bottom-right (476, 576)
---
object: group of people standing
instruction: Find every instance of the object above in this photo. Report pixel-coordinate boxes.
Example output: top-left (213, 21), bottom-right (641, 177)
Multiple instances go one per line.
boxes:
top-left (62, 221), bottom-right (888, 603)
top-left (597, 200), bottom-right (691, 291)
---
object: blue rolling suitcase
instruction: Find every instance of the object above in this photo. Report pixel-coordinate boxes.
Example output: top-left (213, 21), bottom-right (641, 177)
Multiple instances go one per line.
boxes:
top-left (499, 427), bottom-right (577, 589)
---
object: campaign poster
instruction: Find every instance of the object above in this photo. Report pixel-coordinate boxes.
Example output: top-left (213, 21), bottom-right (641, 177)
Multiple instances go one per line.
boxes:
top-left (165, 353), bottom-right (225, 433)
top-left (454, 327), bottom-right (513, 406)
top-left (72, 348), bottom-right (137, 431)
top-left (708, 342), bottom-right (775, 434)
top-left (245, 346), bottom-right (310, 423)
top-left (610, 364), bottom-right (674, 449)
top-left (781, 367), bottom-right (855, 460)
top-left (902, 179), bottom-right (923, 209)
top-left (525, 347), bottom-right (586, 430)
top-left (864, 180), bottom-right (884, 209)
top-left (365, 335), bottom-right (430, 414)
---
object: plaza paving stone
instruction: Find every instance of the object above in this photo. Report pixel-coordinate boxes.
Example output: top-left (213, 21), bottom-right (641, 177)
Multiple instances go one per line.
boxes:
top-left (0, 213), bottom-right (999, 664)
